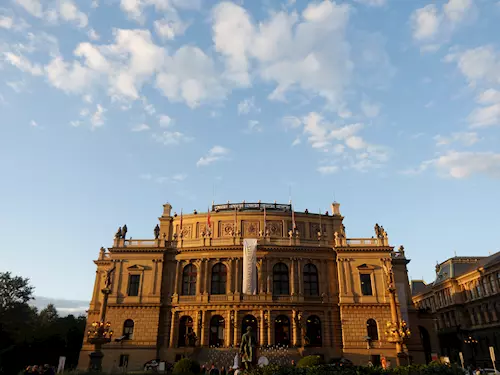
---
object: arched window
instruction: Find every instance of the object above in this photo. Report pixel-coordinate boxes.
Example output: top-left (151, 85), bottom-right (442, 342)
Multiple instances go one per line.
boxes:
top-left (209, 315), bottom-right (225, 347)
top-left (303, 263), bottom-right (319, 296)
top-left (211, 263), bottom-right (227, 295)
top-left (419, 326), bottom-right (432, 364)
top-left (274, 315), bottom-right (290, 346)
top-left (178, 316), bottom-right (194, 347)
top-left (123, 319), bottom-right (134, 340)
top-left (305, 315), bottom-right (322, 347)
top-left (273, 263), bottom-right (289, 295)
top-left (182, 264), bottom-right (197, 296)
top-left (366, 319), bottom-right (378, 341)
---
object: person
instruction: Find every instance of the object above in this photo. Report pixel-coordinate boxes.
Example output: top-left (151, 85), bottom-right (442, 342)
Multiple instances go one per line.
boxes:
top-left (367, 361), bottom-right (373, 367)
top-left (291, 360), bottom-right (296, 367)
top-left (234, 366), bottom-right (242, 375)
top-left (220, 366), bottom-right (226, 375)
top-left (208, 363), bottom-right (219, 375)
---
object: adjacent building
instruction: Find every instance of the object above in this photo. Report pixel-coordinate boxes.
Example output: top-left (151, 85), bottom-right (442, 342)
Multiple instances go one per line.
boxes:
top-left (412, 252), bottom-right (500, 368)
top-left (78, 201), bottom-right (429, 372)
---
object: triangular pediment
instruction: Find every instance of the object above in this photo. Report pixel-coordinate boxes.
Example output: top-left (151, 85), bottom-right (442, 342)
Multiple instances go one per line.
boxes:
top-left (127, 264), bottom-right (148, 271)
top-left (357, 264), bottom-right (376, 271)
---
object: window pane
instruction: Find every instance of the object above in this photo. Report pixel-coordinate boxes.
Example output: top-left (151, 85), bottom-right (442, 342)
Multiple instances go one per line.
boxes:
top-left (360, 274), bottom-right (373, 296)
top-left (128, 275), bottom-right (140, 296)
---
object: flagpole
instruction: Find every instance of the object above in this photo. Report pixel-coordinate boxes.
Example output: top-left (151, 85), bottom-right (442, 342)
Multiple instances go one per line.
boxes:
top-left (264, 206), bottom-right (267, 233)
top-left (319, 208), bottom-right (322, 236)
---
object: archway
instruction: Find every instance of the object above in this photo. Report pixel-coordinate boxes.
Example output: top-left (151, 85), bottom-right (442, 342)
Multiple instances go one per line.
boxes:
top-left (274, 315), bottom-right (291, 346)
top-left (209, 315), bottom-right (225, 347)
top-left (241, 315), bottom-right (258, 344)
top-left (419, 326), bottom-right (432, 364)
top-left (305, 315), bottom-right (322, 347)
top-left (178, 316), bottom-right (194, 347)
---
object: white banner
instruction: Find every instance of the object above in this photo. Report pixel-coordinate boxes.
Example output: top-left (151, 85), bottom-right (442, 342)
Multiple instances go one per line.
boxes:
top-left (57, 356), bottom-right (66, 374)
top-left (243, 239), bottom-right (258, 295)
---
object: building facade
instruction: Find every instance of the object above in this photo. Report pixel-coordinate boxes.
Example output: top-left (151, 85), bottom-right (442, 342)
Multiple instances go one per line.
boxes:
top-left (78, 201), bottom-right (427, 372)
top-left (412, 252), bottom-right (500, 368)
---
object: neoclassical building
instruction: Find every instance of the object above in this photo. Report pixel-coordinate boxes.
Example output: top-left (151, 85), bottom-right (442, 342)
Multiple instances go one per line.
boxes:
top-left (78, 201), bottom-right (428, 371)
top-left (412, 252), bottom-right (500, 368)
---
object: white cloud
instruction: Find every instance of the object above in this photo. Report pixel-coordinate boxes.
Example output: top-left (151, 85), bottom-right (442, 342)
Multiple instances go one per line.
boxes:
top-left (154, 13), bottom-right (189, 41)
top-left (317, 165), bottom-right (339, 175)
top-left (468, 103), bottom-right (500, 128)
top-left (15, 0), bottom-right (43, 18)
top-left (360, 99), bottom-right (380, 118)
top-left (172, 173), bottom-right (187, 181)
top-left (88, 29), bottom-right (100, 41)
top-left (57, 0), bottom-right (88, 27)
top-left (153, 131), bottom-right (192, 145)
top-left (131, 123), bottom-right (150, 132)
top-left (196, 145), bottom-right (229, 167)
top-left (345, 136), bottom-right (367, 150)
top-left (237, 96), bottom-right (259, 115)
top-left (212, 1), bottom-right (353, 111)
top-left (30, 120), bottom-right (38, 127)
top-left (445, 46), bottom-right (500, 87)
top-left (83, 94), bottom-right (93, 103)
top-left (0, 15), bottom-right (14, 29)
top-left (158, 114), bottom-right (173, 127)
top-left (45, 56), bottom-right (94, 93)
top-left (354, 0), bottom-right (386, 5)
top-left (245, 120), bottom-right (262, 133)
top-left (282, 116), bottom-right (302, 129)
top-left (477, 89), bottom-right (500, 104)
top-left (155, 45), bottom-right (226, 108)
top-left (4, 52), bottom-right (43, 75)
top-left (90, 104), bottom-right (106, 128)
top-left (291, 137), bottom-right (301, 146)
top-left (120, 0), bottom-right (200, 22)
top-left (410, 0), bottom-right (475, 51)
top-left (410, 151), bottom-right (500, 179)
top-left (434, 132), bottom-right (479, 146)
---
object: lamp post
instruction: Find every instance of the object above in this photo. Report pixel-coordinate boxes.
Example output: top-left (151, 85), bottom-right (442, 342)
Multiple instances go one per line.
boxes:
top-left (383, 258), bottom-right (411, 366)
top-left (88, 267), bottom-right (115, 372)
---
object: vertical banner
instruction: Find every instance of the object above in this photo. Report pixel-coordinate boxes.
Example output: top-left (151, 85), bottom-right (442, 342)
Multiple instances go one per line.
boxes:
top-left (243, 239), bottom-right (258, 295)
top-left (57, 356), bottom-right (66, 373)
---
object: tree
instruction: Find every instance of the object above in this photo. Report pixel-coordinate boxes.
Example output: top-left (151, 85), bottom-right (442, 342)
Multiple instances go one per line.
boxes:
top-left (39, 304), bottom-right (59, 326)
top-left (0, 272), bottom-right (34, 312)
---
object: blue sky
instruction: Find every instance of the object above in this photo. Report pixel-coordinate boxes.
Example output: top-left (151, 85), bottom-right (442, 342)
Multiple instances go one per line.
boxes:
top-left (1, 0), bottom-right (500, 303)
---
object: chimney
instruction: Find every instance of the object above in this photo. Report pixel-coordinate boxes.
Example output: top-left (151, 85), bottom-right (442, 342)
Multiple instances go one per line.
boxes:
top-left (331, 202), bottom-right (341, 216)
top-left (163, 203), bottom-right (172, 217)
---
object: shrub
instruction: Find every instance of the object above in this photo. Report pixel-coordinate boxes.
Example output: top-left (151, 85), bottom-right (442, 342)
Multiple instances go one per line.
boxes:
top-left (173, 358), bottom-right (201, 375)
top-left (297, 355), bottom-right (323, 368)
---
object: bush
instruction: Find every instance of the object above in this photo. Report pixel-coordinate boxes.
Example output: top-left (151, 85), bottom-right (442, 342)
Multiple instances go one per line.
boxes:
top-left (173, 358), bottom-right (201, 375)
top-left (297, 355), bottom-right (323, 368)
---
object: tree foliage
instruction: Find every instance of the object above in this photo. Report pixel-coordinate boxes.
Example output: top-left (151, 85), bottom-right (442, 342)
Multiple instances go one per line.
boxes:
top-left (0, 272), bottom-right (86, 375)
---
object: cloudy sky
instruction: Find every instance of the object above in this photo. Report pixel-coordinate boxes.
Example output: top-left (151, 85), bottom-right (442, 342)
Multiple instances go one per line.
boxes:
top-left (1, 0), bottom-right (500, 303)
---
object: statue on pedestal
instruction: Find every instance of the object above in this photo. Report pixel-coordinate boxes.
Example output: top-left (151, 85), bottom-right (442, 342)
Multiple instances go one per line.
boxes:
top-left (115, 227), bottom-right (122, 239)
top-left (240, 326), bottom-right (256, 370)
top-left (104, 266), bottom-right (116, 290)
top-left (154, 224), bottom-right (160, 239)
top-left (121, 225), bottom-right (128, 239)
top-left (374, 223), bottom-right (381, 238)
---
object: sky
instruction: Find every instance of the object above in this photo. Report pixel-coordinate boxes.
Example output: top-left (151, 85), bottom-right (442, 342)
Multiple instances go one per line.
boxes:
top-left (1, 0), bottom-right (500, 306)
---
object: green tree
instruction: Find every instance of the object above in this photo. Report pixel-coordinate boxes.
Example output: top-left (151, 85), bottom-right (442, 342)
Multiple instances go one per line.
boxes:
top-left (0, 272), bottom-right (34, 312)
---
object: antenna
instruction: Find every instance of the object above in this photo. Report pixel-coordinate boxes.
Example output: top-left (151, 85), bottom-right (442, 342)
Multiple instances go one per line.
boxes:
top-left (454, 250), bottom-right (457, 257)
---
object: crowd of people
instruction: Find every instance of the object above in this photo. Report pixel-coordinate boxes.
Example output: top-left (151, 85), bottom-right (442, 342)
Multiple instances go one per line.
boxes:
top-left (23, 364), bottom-right (56, 374)
top-left (200, 362), bottom-right (243, 375)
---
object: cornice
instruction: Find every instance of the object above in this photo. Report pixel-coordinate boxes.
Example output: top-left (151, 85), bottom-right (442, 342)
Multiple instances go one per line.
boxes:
top-left (107, 303), bottom-right (161, 309)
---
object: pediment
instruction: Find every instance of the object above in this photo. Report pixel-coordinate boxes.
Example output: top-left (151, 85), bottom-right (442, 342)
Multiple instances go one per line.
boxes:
top-left (127, 264), bottom-right (149, 271)
top-left (357, 263), bottom-right (376, 271)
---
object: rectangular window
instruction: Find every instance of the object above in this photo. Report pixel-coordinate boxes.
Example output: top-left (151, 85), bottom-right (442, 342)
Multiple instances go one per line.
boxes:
top-left (360, 273), bottom-right (373, 296)
top-left (128, 274), bottom-right (141, 296)
top-left (119, 354), bottom-right (129, 368)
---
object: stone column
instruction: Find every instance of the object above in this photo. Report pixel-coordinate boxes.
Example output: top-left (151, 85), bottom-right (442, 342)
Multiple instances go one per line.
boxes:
top-left (200, 310), bottom-right (207, 346)
top-left (235, 258), bottom-right (240, 294)
top-left (196, 262), bottom-right (202, 296)
top-left (204, 259), bottom-right (210, 294)
top-left (226, 310), bottom-right (232, 347)
top-left (258, 259), bottom-right (264, 294)
top-left (169, 310), bottom-right (177, 348)
top-left (268, 311), bottom-right (273, 346)
top-left (173, 261), bottom-right (181, 295)
top-left (233, 311), bottom-right (239, 346)
top-left (196, 311), bottom-right (202, 345)
top-left (298, 259), bottom-right (303, 296)
top-left (260, 310), bottom-right (266, 346)
top-left (227, 259), bottom-right (233, 293)
top-left (292, 310), bottom-right (299, 347)
top-left (291, 259), bottom-right (296, 296)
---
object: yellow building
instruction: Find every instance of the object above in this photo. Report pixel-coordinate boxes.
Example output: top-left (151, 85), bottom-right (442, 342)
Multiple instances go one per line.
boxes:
top-left (78, 201), bottom-right (427, 372)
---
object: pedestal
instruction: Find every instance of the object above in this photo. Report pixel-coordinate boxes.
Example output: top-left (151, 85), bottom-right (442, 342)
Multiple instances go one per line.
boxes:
top-left (89, 350), bottom-right (104, 372)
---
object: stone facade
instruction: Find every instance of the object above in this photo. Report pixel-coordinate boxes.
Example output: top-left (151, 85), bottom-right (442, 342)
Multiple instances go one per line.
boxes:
top-left (78, 201), bottom-right (428, 372)
top-left (412, 253), bottom-right (500, 368)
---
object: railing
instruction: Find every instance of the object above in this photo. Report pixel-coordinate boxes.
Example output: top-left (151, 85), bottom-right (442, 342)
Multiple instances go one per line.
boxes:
top-left (212, 202), bottom-right (292, 212)
top-left (117, 237), bottom-right (388, 248)
top-left (242, 295), bottom-right (260, 301)
top-left (273, 295), bottom-right (292, 302)
top-left (178, 296), bottom-right (196, 303)
top-left (210, 295), bottom-right (228, 302)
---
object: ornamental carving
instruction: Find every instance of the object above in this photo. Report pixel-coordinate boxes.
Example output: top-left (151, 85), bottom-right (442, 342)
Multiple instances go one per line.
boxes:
top-left (266, 221), bottom-right (283, 237)
top-left (198, 223), bottom-right (209, 237)
top-left (177, 224), bottom-right (193, 239)
top-left (220, 221), bottom-right (236, 237)
top-left (310, 223), bottom-right (327, 237)
top-left (243, 221), bottom-right (259, 237)
top-left (287, 221), bottom-right (305, 235)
